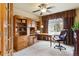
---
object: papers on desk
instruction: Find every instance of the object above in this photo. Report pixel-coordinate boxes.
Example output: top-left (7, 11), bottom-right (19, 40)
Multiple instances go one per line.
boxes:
top-left (48, 32), bottom-right (60, 35)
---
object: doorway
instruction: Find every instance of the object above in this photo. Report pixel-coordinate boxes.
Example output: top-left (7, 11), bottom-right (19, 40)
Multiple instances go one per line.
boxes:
top-left (0, 3), bottom-right (13, 56)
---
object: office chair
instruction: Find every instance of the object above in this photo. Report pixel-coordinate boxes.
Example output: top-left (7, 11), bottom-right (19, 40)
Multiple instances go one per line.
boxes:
top-left (53, 30), bottom-right (67, 51)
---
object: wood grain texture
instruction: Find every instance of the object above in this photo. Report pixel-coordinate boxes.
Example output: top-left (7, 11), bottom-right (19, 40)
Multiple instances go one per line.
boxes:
top-left (13, 15), bottom-right (37, 51)
top-left (0, 3), bottom-right (6, 56)
top-left (13, 15), bottom-right (28, 51)
top-left (0, 3), bottom-right (13, 56)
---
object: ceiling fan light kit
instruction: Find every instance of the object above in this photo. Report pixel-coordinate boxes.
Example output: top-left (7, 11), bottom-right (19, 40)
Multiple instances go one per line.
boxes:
top-left (33, 3), bottom-right (54, 15)
top-left (41, 8), bottom-right (47, 12)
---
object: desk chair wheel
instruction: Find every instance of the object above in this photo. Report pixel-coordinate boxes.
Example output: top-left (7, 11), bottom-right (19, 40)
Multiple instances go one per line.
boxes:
top-left (54, 45), bottom-right (66, 51)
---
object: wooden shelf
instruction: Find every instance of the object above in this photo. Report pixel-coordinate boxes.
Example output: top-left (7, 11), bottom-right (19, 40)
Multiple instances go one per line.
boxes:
top-left (15, 18), bottom-right (27, 36)
top-left (13, 15), bottom-right (27, 51)
top-left (13, 15), bottom-right (38, 51)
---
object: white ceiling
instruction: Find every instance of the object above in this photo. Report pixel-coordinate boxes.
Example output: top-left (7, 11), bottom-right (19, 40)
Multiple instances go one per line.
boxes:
top-left (14, 3), bottom-right (79, 16)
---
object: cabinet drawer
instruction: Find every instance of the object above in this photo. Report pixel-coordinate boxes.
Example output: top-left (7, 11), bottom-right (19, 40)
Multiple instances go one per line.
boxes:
top-left (17, 42), bottom-right (27, 50)
top-left (17, 38), bottom-right (26, 43)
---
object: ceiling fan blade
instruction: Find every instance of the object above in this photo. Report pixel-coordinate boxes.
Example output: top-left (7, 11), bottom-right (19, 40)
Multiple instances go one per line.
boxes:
top-left (47, 6), bottom-right (54, 9)
top-left (33, 9), bottom-right (40, 13)
top-left (40, 12), bottom-right (43, 15)
top-left (47, 10), bottom-right (51, 13)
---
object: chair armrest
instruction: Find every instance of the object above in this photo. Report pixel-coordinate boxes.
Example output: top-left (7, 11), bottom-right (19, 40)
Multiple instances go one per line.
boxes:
top-left (53, 35), bottom-right (60, 40)
top-left (54, 35), bottom-right (59, 37)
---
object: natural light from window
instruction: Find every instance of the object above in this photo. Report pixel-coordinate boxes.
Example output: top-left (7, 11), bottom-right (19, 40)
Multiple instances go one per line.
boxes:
top-left (48, 18), bottom-right (63, 35)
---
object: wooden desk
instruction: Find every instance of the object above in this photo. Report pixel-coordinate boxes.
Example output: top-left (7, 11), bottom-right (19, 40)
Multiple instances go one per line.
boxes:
top-left (36, 33), bottom-right (53, 47)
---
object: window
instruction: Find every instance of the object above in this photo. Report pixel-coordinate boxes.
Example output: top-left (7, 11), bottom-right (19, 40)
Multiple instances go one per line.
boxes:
top-left (48, 18), bottom-right (63, 35)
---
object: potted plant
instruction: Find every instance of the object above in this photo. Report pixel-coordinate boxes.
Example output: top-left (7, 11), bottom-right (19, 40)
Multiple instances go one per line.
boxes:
top-left (72, 22), bottom-right (79, 39)
top-left (72, 22), bottom-right (79, 56)
top-left (72, 22), bottom-right (79, 31)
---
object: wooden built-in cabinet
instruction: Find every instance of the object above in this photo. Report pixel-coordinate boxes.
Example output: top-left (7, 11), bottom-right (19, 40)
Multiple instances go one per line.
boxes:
top-left (13, 15), bottom-right (37, 51)
top-left (36, 21), bottom-right (41, 30)
top-left (14, 17), bottom-right (27, 36)
top-left (13, 15), bottom-right (28, 51)
top-left (14, 35), bottom-right (29, 51)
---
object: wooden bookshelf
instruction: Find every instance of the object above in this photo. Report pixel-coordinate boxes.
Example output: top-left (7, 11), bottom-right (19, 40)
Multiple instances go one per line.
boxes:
top-left (13, 15), bottom-right (28, 51)
top-left (13, 15), bottom-right (38, 51)
top-left (36, 21), bottom-right (40, 30)
top-left (16, 19), bottom-right (27, 36)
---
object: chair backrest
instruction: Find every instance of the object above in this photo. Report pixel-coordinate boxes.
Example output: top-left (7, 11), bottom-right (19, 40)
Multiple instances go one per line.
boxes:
top-left (59, 30), bottom-right (67, 40)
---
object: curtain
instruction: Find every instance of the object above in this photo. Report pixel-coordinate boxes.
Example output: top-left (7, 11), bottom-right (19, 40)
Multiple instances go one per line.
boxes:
top-left (42, 16), bottom-right (48, 33)
top-left (42, 9), bottom-right (76, 45)
top-left (42, 9), bottom-right (76, 32)
top-left (64, 17), bottom-right (75, 45)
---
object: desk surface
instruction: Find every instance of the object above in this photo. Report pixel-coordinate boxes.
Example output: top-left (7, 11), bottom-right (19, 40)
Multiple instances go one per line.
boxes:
top-left (37, 33), bottom-right (52, 36)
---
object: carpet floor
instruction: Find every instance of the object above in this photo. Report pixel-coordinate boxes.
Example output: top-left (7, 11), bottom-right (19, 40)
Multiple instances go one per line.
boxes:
top-left (13, 40), bottom-right (74, 56)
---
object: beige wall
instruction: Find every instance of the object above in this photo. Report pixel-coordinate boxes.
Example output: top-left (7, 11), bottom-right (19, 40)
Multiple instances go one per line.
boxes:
top-left (75, 8), bottom-right (79, 22)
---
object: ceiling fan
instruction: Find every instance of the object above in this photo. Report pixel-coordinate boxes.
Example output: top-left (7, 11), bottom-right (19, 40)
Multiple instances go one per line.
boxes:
top-left (32, 4), bottom-right (55, 15)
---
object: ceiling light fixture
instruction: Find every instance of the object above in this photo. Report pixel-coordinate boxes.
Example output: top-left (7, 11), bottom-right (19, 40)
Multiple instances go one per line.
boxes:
top-left (33, 3), bottom-right (55, 15)
top-left (41, 8), bottom-right (47, 12)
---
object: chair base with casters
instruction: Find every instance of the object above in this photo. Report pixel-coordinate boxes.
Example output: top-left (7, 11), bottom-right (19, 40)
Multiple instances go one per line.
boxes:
top-left (54, 40), bottom-right (66, 51)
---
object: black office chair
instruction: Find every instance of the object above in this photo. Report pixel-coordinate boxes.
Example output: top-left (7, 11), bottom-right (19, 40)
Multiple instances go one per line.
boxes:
top-left (54, 30), bottom-right (67, 51)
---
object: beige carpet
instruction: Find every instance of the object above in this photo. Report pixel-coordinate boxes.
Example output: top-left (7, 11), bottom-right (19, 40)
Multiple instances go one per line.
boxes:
top-left (13, 40), bottom-right (74, 56)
